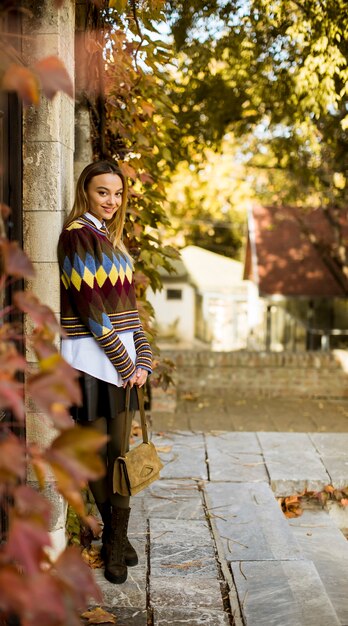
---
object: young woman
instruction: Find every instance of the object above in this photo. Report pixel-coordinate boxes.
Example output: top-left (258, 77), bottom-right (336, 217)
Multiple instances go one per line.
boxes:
top-left (57, 160), bottom-right (152, 584)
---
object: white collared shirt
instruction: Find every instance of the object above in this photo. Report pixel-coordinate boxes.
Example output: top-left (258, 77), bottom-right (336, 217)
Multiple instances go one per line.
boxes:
top-left (60, 212), bottom-right (136, 386)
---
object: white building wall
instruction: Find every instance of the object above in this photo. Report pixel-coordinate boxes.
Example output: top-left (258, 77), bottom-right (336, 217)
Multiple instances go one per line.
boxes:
top-left (148, 282), bottom-right (196, 343)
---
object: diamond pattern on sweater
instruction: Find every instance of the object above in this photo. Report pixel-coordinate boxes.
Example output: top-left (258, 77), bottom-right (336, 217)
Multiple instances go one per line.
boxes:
top-left (58, 214), bottom-right (152, 379)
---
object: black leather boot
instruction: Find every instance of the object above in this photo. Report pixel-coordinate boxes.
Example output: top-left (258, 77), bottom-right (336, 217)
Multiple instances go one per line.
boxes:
top-left (125, 536), bottom-right (138, 567)
top-left (104, 507), bottom-right (129, 584)
top-left (99, 503), bottom-right (138, 566)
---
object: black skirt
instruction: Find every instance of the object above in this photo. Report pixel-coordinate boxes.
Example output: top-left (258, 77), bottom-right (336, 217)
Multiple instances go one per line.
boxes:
top-left (71, 372), bottom-right (139, 424)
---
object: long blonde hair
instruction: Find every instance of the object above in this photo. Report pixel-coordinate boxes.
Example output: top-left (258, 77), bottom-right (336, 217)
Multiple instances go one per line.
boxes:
top-left (64, 160), bottom-right (130, 257)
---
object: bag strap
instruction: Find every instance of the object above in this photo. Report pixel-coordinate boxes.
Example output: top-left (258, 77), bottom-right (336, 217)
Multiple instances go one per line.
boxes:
top-left (120, 385), bottom-right (149, 457)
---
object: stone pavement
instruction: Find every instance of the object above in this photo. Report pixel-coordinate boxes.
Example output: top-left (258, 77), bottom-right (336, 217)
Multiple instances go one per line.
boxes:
top-left (151, 395), bottom-right (348, 433)
top-left (91, 431), bottom-right (348, 626)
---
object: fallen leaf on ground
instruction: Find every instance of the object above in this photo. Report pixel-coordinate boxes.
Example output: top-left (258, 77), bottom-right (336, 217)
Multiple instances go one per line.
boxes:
top-left (81, 606), bottom-right (117, 624)
top-left (155, 445), bottom-right (173, 453)
top-left (278, 495), bottom-right (303, 518)
top-left (81, 547), bottom-right (104, 569)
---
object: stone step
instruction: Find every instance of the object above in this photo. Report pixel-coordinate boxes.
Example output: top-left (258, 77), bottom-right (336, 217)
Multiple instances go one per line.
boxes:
top-left (205, 482), bottom-right (341, 626)
top-left (205, 432), bottom-right (269, 483)
top-left (205, 482), bottom-right (303, 561)
top-left (310, 433), bottom-right (348, 489)
top-left (257, 432), bottom-right (331, 496)
top-left (231, 560), bottom-right (340, 626)
top-left (152, 432), bottom-right (207, 480)
top-left (289, 506), bottom-right (348, 626)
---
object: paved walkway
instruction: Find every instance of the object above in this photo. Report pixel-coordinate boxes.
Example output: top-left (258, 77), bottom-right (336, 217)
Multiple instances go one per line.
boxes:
top-left (90, 431), bottom-right (348, 626)
top-left (151, 395), bottom-right (348, 432)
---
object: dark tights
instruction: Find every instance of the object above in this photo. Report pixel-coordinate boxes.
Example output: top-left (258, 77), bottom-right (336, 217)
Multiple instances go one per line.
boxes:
top-left (88, 411), bottom-right (134, 510)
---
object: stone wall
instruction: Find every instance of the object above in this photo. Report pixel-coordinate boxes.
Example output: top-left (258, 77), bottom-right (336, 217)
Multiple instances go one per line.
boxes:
top-left (154, 350), bottom-right (348, 408)
top-left (22, 0), bottom-right (76, 555)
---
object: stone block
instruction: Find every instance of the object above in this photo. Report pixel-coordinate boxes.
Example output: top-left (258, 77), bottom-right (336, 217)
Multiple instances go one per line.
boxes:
top-left (205, 432), bottom-right (268, 482)
top-left (231, 560), bottom-right (340, 626)
top-left (310, 433), bottom-right (348, 457)
top-left (150, 519), bottom-right (211, 546)
top-left (27, 262), bottom-right (61, 311)
top-left (152, 432), bottom-right (207, 480)
top-left (88, 606), bottom-right (147, 626)
top-left (319, 456), bottom-right (348, 489)
top-left (291, 516), bottom-right (348, 624)
top-left (24, 211), bottom-right (63, 262)
top-left (93, 568), bottom-right (146, 609)
top-left (23, 141), bottom-right (63, 211)
top-left (257, 432), bottom-right (330, 495)
top-left (150, 576), bottom-right (223, 610)
top-left (61, 143), bottom-right (75, 213)
top-left (26, 411), bottom-right (59, 449)
top-left (24, 94), bottom-right (74, 148)
top-left (151, 542), bottom-right (218, 577)
top-left (205, 482), bottom-right (303, 561)
top-left (27, 480), bottom-right (66, 534)
top-left (154, 608), bottom-right (230, 624)
top-left (136, 479), bottom-right (206, 520)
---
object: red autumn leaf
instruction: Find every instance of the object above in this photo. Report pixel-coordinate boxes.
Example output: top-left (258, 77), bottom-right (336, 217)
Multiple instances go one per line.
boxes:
top-left (0, 378), bottom-right (25, 421)
top-left (0, 433), bottom-right (26, 483)
top-left (132, 222), bottom-right (143, 238)
top-left (341, 498), bottom-right (348, 506)
top-left (0, 565), bottom-right (31, 615)
top-left (55, 546), bottom-right (103, 607)
top-left (140, 100), bottom-right (155, 117)
top-left (5, 517), bottom-right (51, 574)
top-left (25, 573), bottom-right (68, 626)
top-left (120, 162), bottom-right (137, 180)
top-left (27, 370), bottom-right (76, 429)
top-left (0, 344), bottom-right (26, 376)
top-left (33, 56), bottom-right (74, 100)
top-left (324, 485), bottom-right (335, 493)
top-left (13, 485), bottom-right (52, 527)
top-left (2, 64), bottom-right (40, 105)
top-left (139, 171), bottom-right (154, 185)
top-left (29, 444), bottom-right (48, 489)
top-left (28, 350), bottom-right (81, 428)
top-left (46, 427), bottom-right (107, 483)
top-left (0, 238), bottom-right (35, 278)
top-left (51, 465), bottom-right (87, 517)
top-left (13, 291), bottom-right (60, 333)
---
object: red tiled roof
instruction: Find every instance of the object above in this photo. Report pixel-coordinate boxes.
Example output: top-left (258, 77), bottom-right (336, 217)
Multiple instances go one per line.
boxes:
top-left (244, 205), bottom-right (348, 297)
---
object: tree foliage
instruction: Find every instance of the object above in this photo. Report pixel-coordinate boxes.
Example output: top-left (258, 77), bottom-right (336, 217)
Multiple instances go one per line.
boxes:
top-left (163, 139), bottom-right (249, 257)
top-left (79, 0), bottom-right (179, 338)
top-left (163, 0), bottom-right (348, 288)
top-left (166, 0), bottom-right (348, 202)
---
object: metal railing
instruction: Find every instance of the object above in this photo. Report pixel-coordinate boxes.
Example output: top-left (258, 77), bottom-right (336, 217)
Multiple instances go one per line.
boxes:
top-left (265, 306), bottom-right (348, 352)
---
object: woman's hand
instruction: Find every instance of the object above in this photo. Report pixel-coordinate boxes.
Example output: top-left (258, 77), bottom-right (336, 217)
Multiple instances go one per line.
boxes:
top-left (135, 367), bottom-right (148, 388)
top-left (123, 372), bottom-right (137, 388)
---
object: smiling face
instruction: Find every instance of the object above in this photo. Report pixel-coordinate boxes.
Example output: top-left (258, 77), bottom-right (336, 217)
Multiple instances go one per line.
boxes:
top-left (85, 172), bottom-right (124, 222)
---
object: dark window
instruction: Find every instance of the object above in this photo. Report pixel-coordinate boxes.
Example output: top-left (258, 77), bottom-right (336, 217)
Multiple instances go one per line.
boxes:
top-left (167, 288), bottom-right (182, 300)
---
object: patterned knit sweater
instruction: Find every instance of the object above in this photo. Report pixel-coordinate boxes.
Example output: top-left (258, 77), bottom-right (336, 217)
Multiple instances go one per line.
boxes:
top-left (58, 214), bottom-right (152, 381)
